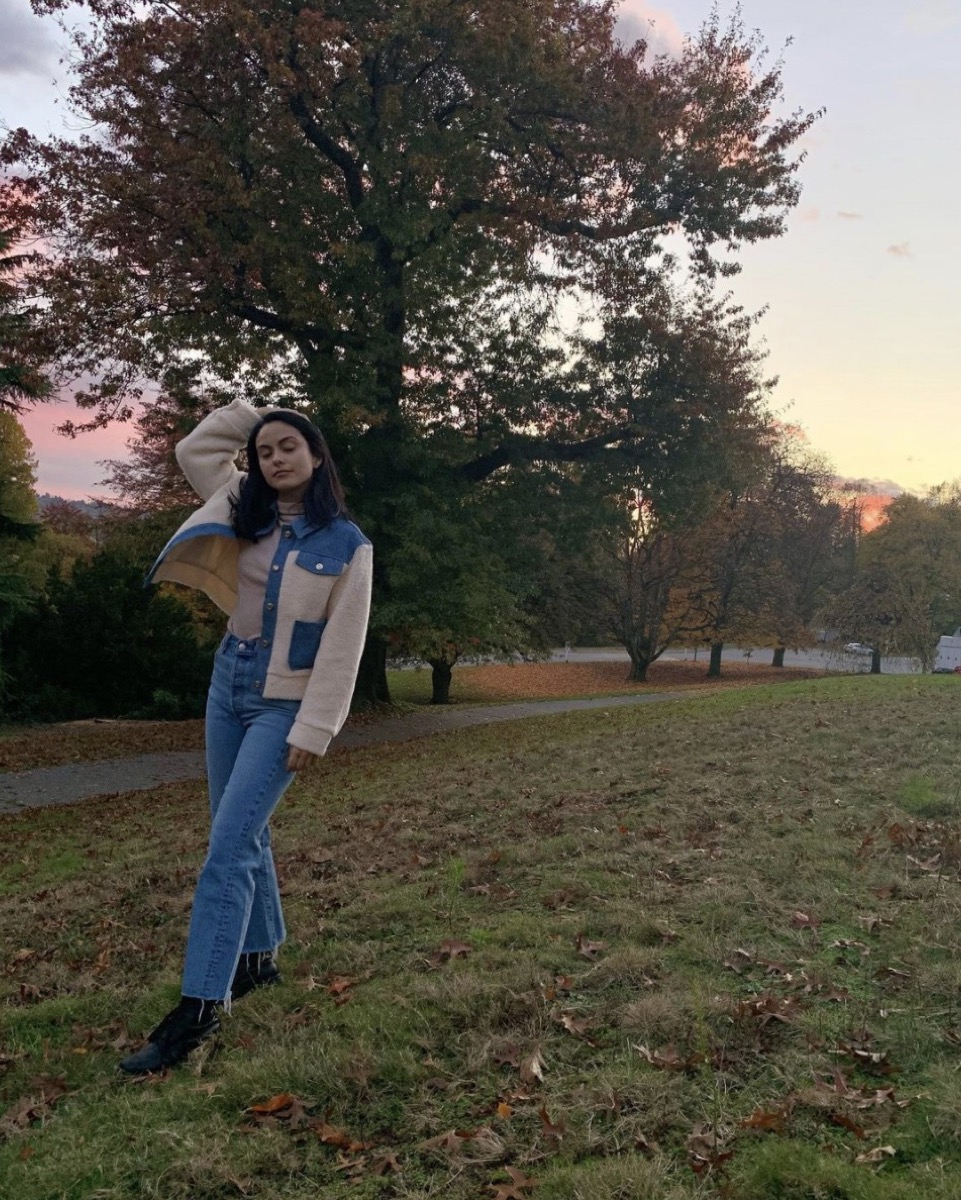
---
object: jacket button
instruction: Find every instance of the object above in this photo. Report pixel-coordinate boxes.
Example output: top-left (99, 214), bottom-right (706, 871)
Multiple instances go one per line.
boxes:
top-left (262, 638), bottom-right (270, 648)
top-left (271, 564), bottom-right (279, 572)
top-left (266, 602), bottom-right (275, 611)
top-left (284, 529), bottom-right (293, 538)
top-left (315, 563), bottom-right (324, 571)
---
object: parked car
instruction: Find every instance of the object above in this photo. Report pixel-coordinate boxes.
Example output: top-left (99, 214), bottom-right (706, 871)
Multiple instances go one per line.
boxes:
top-left (842, 642), bottom-right (874, 655)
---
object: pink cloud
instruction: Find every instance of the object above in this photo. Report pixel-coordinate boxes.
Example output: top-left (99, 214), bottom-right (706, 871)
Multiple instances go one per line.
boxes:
top-left (887, 242), bottom-right (912, 258)
top-left (20, 400), bottom-right (134, 501)
top-left (615, 1), bottom-right (686, 57)
top-left (837, 211), bottom-right (862, 220)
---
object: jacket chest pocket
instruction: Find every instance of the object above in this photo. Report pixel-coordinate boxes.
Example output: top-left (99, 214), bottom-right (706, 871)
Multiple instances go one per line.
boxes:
top-left (294, 551), bottom-right (345, 578)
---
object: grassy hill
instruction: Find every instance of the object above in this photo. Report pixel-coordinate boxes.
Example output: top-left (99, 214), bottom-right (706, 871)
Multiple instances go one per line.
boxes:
top-left (2, 674), bottom-right (960, 1198)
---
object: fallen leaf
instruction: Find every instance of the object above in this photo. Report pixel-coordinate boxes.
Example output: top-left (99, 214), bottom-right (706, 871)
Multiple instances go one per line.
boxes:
top-left (420, 1129), bottom-right (474, 1154)
top-left (493, 1044), bottom-right (521, 1068)
top-left (830, 1112), bottom-right (866, 1139)
top-left (430, 938), bottom-right (472, 966)
top-left (557, 1012), bottom-right (595, 1043)
top-left (247, 1092), bottom-right (297, 1115)
top-left (311, 1119), bottom-right (374, 1152)
top-left (488, 1165), bottom-right (538, 1198)
top-left (740, 1105), bottom-right (790, 1133)
top-left (734, 993), bottom-right (799, 1026)
top-left (369, 1151), bottom-right (402, 1175)
top-left (830, 939), bottom-right (871, 958)
top-left (634, 1043), bottom-right (703, 1072)
top-left (874, 967), bottom-right (911, 985)
top-left (326, 975), bottom-right (358, 996)
top-left (574, 932), bottom-right (605, 960)
top-left (686, 1122), bottom-right (735, 1176)
top-left (855, 1145), bottom-right (896, 1165)
top-left (723, 948), bottom-right (754, 974)
top-left (537, 1105), bottom-right (566, 1143)
top-left (520, 1048), bottom-right (547, 1084)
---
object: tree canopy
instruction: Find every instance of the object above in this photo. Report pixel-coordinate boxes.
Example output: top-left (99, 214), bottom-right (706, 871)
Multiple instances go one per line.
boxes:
top-left (6, 0), bottom-right (818, 698)
top-left (9, 1), bottom-right (814, 423)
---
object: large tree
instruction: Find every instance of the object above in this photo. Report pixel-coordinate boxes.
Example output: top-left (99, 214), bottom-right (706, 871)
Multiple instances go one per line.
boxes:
top-left (6, 0), bottom-right (816, 699)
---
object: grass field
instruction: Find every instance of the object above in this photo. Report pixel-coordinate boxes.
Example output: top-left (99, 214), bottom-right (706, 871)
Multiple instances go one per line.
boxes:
top-left (0, 657), bottom-right (824, 774)
top-left (2, 674), bottom-right (961, 1198)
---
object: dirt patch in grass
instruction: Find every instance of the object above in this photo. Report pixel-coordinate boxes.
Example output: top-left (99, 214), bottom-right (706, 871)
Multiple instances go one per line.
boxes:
top-left (3, 675), bottom-right (961, 1199)
top-left (0, 719), bottom-right (206, 774)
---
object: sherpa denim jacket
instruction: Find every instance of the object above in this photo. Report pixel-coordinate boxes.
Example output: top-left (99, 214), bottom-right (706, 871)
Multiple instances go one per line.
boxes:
top-left (148, 399), bottom-right (372, 757)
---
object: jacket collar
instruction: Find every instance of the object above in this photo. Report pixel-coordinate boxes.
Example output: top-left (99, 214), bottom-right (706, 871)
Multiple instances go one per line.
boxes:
top-left (256, 507), bottom-right (321, 540)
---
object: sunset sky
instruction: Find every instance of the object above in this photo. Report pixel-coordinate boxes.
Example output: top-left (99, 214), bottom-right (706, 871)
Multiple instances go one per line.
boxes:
top-left (3, 0), bottom-right (959, 501)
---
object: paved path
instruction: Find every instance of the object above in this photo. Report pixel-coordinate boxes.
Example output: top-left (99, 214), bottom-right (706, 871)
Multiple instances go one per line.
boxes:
top-left (0, 691), bottom-right (686, 815)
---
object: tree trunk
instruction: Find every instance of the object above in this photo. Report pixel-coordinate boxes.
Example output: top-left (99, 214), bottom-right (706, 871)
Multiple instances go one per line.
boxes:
top-left (707, 641), bottom-right (724, 678)
top-left (772, 646), bottom-right (786, 668)
top-left (627, 654), bottom-right (649, 682)
top-left (429, 658), bottom-right (453, 705)
top-left (870, 648), bottom-right (882, 674)
top-left (352, 634), bottom-right (391, 708)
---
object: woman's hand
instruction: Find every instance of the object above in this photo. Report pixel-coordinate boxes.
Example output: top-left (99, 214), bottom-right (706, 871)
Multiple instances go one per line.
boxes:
top-left (286, 746), bottom-right (319, 773)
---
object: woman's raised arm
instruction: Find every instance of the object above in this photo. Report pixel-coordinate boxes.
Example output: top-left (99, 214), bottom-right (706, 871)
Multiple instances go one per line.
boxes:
top-left (175, 398), bottom-right (267, 502)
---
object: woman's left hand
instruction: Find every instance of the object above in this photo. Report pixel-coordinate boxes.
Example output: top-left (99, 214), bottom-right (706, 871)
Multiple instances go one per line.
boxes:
top-left (286, 746), bottom-right (319, 772)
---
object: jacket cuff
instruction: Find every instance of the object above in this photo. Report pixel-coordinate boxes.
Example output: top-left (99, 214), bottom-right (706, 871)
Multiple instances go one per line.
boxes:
top-left (286, 721), bottom-right (333, 758)
top-left (223, 398), bottom-right (267, 435)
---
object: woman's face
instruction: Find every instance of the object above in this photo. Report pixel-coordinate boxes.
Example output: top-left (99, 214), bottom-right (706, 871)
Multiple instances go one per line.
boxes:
top-left (254, 422), bottom-right (321, 502)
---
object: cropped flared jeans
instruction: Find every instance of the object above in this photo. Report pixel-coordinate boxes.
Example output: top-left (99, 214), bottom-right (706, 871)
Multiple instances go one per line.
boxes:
top-left (181, 634), bottom-right (300, 1004)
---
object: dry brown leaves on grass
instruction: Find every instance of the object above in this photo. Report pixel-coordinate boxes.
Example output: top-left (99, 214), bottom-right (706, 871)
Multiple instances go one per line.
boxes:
top-left (0, 719), bottom-right (205, 774)
top-left (0, 1077), bottom-right (70, 1140)
top-left (447, 658), bottom-right (824, 703)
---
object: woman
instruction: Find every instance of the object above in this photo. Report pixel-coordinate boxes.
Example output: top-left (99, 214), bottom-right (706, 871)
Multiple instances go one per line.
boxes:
top-left (119, 399), bottom-right (372, 1074)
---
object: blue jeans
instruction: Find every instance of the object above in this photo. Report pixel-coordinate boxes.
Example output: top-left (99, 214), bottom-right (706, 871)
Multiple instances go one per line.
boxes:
top-left (181, 634), bottom-right (300, 1003)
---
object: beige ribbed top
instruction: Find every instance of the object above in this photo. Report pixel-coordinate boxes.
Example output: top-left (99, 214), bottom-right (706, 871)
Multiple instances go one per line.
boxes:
top-left (227, 504), bottom-right (303, 639)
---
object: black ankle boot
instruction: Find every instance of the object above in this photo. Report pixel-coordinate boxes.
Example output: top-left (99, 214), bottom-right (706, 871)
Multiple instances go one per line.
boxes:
top-left (231, 951), bottom-right (281, 1001)
top-left (118, 997), bottom-right (221, 1075)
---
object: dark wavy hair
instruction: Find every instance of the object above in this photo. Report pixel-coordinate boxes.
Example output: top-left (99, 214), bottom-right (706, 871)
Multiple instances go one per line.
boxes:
top-left (231, 411), bottom-right (348, 541)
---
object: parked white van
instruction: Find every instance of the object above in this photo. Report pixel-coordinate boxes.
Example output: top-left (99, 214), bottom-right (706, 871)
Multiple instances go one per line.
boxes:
top-left (933, 629), bottom-right (961, 672)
